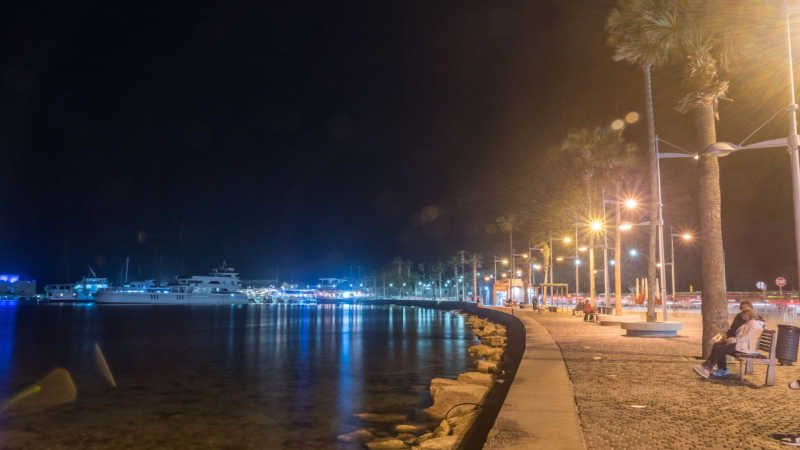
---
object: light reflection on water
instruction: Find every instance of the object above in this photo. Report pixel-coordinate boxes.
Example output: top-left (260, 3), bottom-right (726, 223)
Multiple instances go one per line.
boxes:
top-left (0, 303), bottom-right (472, 448)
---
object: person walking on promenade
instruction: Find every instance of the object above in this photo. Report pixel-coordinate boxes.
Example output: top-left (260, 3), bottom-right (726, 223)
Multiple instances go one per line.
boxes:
top-left (693, 309), bottom-right (764, 379)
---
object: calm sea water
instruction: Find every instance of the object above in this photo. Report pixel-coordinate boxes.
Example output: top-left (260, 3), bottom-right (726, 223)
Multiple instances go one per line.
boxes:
top-left (0, 302), bottom-right (473, 449)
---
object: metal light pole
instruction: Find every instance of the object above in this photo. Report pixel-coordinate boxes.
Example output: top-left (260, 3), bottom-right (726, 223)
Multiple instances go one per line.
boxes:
top-left (785, 1), bottom-right (800, 290)
top-left (602, 192), bottom-right (610, 307)
top-left (575, 222), bottom-right (580, 297)
top-left (670, 229), bottom-right (678, 301)
top-left (655, 136), bottom-right (669, 321)
top-left (615, 200), bottom-right (623, 315)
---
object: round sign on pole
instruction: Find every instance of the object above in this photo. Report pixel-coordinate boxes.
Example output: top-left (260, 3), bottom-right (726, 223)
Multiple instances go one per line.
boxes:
top-left (756, 281), bottom-right (767, 291)
top-left (776, 277), bottom-right (787, 288)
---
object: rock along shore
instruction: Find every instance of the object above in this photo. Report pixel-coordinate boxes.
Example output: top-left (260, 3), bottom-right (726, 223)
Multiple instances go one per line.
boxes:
top-left (338, 310), bottom-right (508, 450)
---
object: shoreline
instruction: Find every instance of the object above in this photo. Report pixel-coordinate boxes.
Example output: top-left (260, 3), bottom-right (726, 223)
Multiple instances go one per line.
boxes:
top-left (341, 300), bottom-right (526, 450)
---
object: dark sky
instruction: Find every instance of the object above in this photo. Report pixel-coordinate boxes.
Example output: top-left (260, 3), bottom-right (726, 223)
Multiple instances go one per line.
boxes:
top-left (0, 1), bottom-right (797, 289)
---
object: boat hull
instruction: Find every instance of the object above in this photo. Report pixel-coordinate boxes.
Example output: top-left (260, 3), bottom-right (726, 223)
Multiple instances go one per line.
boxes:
top-left (95, 291), bottom-right (250, 305)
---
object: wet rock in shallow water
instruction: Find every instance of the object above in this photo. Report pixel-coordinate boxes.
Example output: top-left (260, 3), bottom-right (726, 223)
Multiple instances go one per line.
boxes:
top-left (481, 335), bottom-right (507, 347)
top-left (475, 360), bottom-right (498, 373)
top-left (366, 437), bottom-right (407, 449)
top-left (396, 432), bottom-right (417, 444)
top-left (456, 371), bottom-right (493, 387)
top-left (394, 424), bottom-right (424, 433)
top-left (425, 383), bottom-right (487, 419)
top-left (467, 344), bottom-right (503, 361)
top-left (434, 419), bottom-right (451, 436)
top-left (355, 412), bottom-right (407, 423)
top-left (418, 432), bottom-right (436, 442)
top-left (430, 377), bottom-right (460, 394)
top-left (337, 429), bottom-right (375, 443)
top-left (447, 411), bottom-right (478, 436)
top-left (416, 435), bottom-right (459, 450)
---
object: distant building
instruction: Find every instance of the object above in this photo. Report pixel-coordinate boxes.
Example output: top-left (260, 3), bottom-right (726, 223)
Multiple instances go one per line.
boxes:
top-left (0, 274), bottom-right (36, 299)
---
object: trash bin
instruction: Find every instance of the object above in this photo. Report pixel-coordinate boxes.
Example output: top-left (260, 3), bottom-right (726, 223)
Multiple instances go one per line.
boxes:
top-left (777, 324), bottom-right (800, 365)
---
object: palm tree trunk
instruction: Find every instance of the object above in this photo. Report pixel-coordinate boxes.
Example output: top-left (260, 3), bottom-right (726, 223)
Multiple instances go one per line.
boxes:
top-left (694, 104), bottom-right (728, 358)
top-left (615, 183), bottom-right (623, 315)
top-left (644, 64), bottom-right (658, 322)
top-left (589, 233), bottom-right (596, 306)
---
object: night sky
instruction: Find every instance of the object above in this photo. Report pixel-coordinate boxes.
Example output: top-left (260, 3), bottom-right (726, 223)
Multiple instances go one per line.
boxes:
top-left (1, 1), bottom-right (797, 289)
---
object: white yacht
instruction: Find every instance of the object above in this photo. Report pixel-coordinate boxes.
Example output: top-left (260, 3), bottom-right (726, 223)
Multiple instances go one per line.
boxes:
top-left (95, 264), bottom-right (250, 305)
top-left (44, 268), bottom-right (109, 302)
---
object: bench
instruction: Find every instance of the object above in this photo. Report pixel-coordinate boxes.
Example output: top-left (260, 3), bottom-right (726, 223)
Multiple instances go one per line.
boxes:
top-left (733, 329), bottom-right (777, 386)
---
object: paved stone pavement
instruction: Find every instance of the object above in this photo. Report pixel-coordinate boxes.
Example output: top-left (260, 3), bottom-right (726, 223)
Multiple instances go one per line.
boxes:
top-left (532, 311), bottom-right (800, 450)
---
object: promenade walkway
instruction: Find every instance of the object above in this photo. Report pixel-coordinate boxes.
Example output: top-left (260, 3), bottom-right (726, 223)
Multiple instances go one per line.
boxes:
top-left (531, 311), bottom-right (800, 449)
top-left (484, 308), bottom-right (585, 450)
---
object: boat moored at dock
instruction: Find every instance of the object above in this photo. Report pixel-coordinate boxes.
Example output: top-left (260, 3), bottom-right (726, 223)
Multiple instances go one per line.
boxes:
top-left (95, 264), bottom-right (250, 305)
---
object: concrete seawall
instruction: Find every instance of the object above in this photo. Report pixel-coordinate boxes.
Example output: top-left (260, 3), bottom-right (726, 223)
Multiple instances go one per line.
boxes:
top-left (356, 300), bottom-right (527, 449)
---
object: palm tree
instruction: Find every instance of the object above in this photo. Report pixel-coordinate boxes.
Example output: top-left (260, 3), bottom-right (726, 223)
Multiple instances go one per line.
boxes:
top-left (391, 257), bottom-right (404, 282)
top-left (560, 126), bottom-right (637, 306)
top-left (468, 253), bottom-right (483, 303)
top-left (607, 0), bottom-right (729, 355)
top-left (447, 255), bottom-right (460, 300)
top-left (432, 261), bottom-right (445, 299)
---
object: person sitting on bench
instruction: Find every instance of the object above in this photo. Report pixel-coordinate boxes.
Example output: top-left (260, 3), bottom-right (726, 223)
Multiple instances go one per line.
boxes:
top-left (693, 309), bottom-right (764, 379)
top-left (583, 301), bottom-right (596, 322)
top-left (705, 300), bottom-right (762, 377)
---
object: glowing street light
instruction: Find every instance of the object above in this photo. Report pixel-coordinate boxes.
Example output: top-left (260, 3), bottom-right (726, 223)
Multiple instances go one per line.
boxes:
top-left (624, 198), bottom-right (638, 209)
top-left (563, 236), bottom-right (572, 244)
top-left (578, 246), bottom-right (588, 252)
top-left (681, 232), bottom-right (693, 242)
top-left (629, 248), bottom-right (638, 257)
top-left (556, 256), bottom-right (564, 262)
top-left (618, 222), bottom-right (633, 232)
top-left (532, 264), bottom-right (542, 270)
top-left (590, 220), bottom-right (604, 232)
top-left (574, 259), bottom-right (581, 266)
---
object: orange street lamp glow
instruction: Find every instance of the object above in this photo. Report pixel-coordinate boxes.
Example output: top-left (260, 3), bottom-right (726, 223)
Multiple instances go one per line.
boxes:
top-left (501, 259), bottom-right (509, 265)
top-left (619, 222), bottom-right (633, 232)
top-left (556, 256), bottom-right (565, 262)
top-left (624, 111), bottom-right (640, 124)
top-left (521, 253), bottom-right (529, 259)
top-left (681, 232), bottom-right (693, 241)
top-left (563, 236), bottom-right (572, 244)
top-left (590, 220), bottom-right (604, 232)
top-left (532, 264), bottom-right (542, 270)
top-left (501, 273), bottom-right (507, 278)
top-left (611, 119), bottom-right (625, 131)
top-left (578, 246), bottom-right (588, 252)
top-left (624, 198), bottom-right (638, 209)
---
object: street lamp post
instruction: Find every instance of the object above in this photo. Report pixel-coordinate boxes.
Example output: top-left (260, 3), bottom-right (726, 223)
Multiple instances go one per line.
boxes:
top-left (669, 229), bottom-right (694, 301)
top-left (575, 222), bottom-right (580, 297)
top-left (786, 1), bottom-right (800, 290)
top-left (656, 148), bottom-right (700, 320)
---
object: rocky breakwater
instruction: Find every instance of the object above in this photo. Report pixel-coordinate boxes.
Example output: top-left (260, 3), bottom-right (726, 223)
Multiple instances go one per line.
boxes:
top-left (339, 313), bottom-right (507, 450)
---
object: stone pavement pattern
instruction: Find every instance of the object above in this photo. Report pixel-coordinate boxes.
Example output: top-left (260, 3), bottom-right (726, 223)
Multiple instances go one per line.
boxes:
top-left (534, 312), bottom-right (800, 450)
